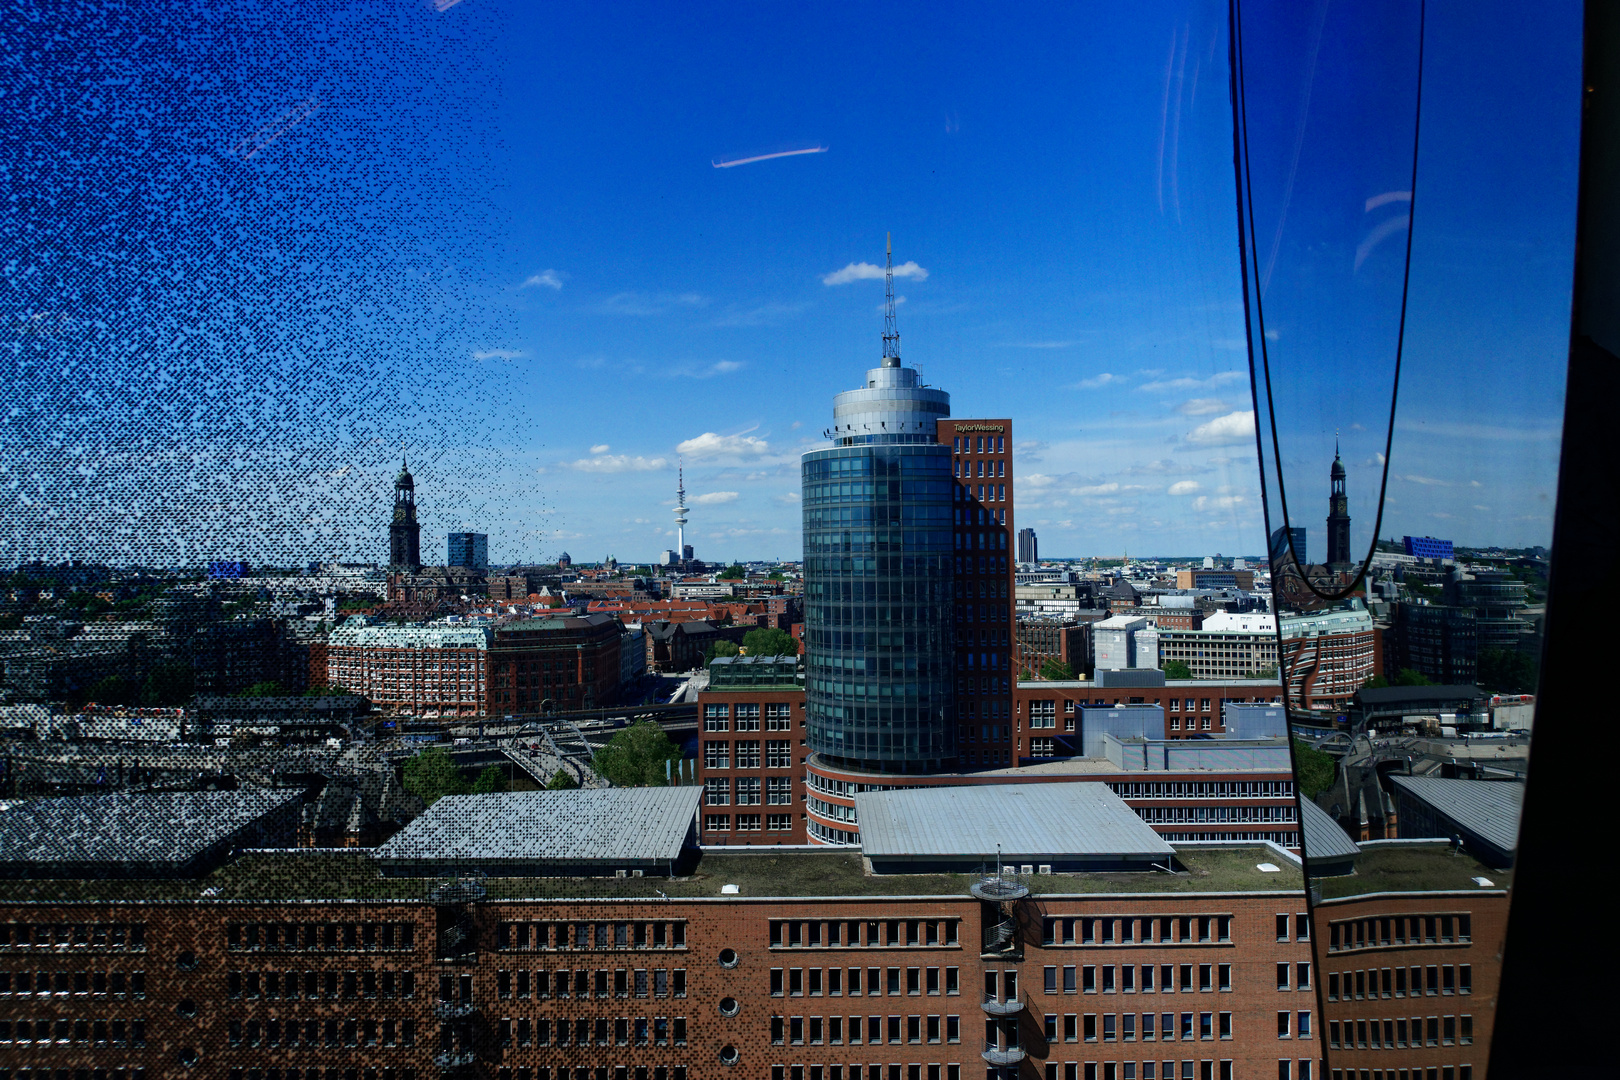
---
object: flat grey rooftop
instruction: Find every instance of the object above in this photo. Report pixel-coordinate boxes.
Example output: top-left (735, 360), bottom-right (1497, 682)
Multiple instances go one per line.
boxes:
top-left (855, 781), bottom-right (1174, 860)
top-left (375, 787), bottom-right (702, 866)
top-left (0, 789), bottom-right (301, 869)
top-left (1388, 775), bottom-right (1522, 855)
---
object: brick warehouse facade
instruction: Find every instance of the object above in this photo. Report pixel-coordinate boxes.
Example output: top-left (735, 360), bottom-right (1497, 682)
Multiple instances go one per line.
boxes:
top-left (0, 848), bottom-right (1318, 1080)
top-left (1313, 888), bottom-right (1506, 1080)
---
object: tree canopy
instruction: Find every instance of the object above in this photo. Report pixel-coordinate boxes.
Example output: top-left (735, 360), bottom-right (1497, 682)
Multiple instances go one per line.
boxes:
top-left (1162, 660), bottom-right (1192, 680)
top-left (704, 640), bottom-right (741, 663)
top-left (141, 660), bottom-right (194, 707)
top-left (592, 720), bottom-right (683, 787)
top-left (742, 627), bottom-right (796, 657)
top-left (1293, 740), bottom-right (1337, 799)
top-left (1477, 647), bottom-right (1538, 694)
top-left (402, 747), bottom-right (469, 806)
top-left (1039, 657), bottom-right (1076, 681)
top-left (1393, 668), bottom-right (1436, 686)
top-left (546, 769), bottom-right (580, 790)
top-left (470, 764), bottom-right (508, 794)
top-left (717, 564), bottom-right (746, 580)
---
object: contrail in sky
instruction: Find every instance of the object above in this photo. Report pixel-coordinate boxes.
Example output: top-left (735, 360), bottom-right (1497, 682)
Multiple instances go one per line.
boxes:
top-left (712, 146), bottom-right (828, 168)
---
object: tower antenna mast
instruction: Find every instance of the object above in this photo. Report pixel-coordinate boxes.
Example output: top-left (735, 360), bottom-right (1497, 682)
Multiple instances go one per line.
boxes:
top-left (882, 232), bottom-right (901, 366)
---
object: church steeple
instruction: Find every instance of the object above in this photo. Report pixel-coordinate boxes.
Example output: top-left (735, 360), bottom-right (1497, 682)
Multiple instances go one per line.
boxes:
top-left (1326, 434), bottom-right (1351, 571)
top-left (390, 454), bottom-right (422, 571)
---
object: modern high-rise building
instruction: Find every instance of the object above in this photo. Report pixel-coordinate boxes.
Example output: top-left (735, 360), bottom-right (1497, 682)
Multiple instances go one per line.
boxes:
top-left (1017, 526), bottom-right (1038, 563)
top-left (1270, 524), bottom-right (1307, 567)
top-left (448, 531), bottom-right (489, 570)
top-left (388, 457), bottom-right (421, 571)
top-left (1327, 440), bottom-right (1352, 571)
top-left (800, 238), bottom-right (1019, 808)
top-left (801, 241), bottom-right (956, 775)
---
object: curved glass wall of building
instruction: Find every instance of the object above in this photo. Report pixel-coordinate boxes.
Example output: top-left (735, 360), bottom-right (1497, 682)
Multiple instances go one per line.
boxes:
top-left (802, 442), bottom-right (955, 773)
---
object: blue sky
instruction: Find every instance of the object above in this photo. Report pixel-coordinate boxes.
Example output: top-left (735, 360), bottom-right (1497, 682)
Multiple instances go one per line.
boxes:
top-left (0, 1), bottom-right (1581, 567)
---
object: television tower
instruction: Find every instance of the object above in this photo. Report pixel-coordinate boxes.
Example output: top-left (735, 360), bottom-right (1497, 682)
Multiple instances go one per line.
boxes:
top-left (673, 463), bottom-right (689, 560)
top-left (882, 232), bottom-right (901, 366)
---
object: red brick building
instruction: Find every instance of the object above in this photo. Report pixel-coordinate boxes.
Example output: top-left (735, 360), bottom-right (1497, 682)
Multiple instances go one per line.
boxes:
top-left (1312, 852), bottom-right (1507, 1080)
top-left (0, 846), bottom-right (1317, 1080)
top-left (938, 419), bottom-right (1018, 769)
top-left (694, 656), bottom-right (810, 845)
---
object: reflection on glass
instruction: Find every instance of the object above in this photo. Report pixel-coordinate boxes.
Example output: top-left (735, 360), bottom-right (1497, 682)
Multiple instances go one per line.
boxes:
top-left (1233, 3), bottom-right (1579, 1078)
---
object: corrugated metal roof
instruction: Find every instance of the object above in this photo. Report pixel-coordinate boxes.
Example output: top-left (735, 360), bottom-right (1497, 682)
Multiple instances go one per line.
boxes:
top-left (1388, 775), bottom-right (1522, 854)
top-left (375, 787), bottom-right (702, 864)
top-left (1298, 795), bottom-right (1361, 861)
top-left (854, 782), bottom-right (1174, 859)
top-left (0, 789), bottom-right (301, 866)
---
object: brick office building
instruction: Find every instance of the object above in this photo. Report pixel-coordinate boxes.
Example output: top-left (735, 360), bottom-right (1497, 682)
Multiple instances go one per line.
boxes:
top-left (0, 786), bottom-right (1318, 1080)
top-left (487, 616), bottom-right (626, 716)
top-left (695, 656), bottom-right (810, 846)
top-left (938, 418), bottom-right (1018, 768)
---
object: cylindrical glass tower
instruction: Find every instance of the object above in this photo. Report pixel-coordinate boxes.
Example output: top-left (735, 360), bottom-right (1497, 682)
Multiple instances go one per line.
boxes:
top-left (802, 358), bottom-right (956, 773)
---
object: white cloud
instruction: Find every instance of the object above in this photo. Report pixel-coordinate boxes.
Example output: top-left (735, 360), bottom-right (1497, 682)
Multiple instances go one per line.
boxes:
top-left (592, 292), bottom-right (708, 316)
top-left (822, 260), bottom-right (928, 285)
top-left (1185, 410), bottom-right (1256, 446)
top-left (568, 454), bottom-right (669, 473)
top-left (712, 301), bottom-right (810, 327)
top-left (790, 420), bottom-right (802, 429)
top-left (1139, 371), bottom-right (1245, 393)
top-left (710, 360), bottom-right (743, 374)
top-left (521, 269), bottom-right (565, 290)
top-left (1022, 473), bottom-right (1058, 489)
top-left (1193, 494), bottom-right (1246, 511)
top-left (876, 296), bottom-right (907, 311)
top-left (590, 444), bottom-right (611, 455)
top-left (694, 491), bottom-right (739, 505)
top-left (1072, 372), bottom-right (1123, 390)
top-left (1176, 398), bottom-right (1229, 416)
top-left (1071, 483), bottom-right (1120, 497)
top-left (472, 348), bottom-right (526, 360)
top-left (1167, 480), bottom-right (1202, 495)
top-left (1400, 474), bottom-right (1451, 487)
top-left (677, 431), bottom-right (772, 459)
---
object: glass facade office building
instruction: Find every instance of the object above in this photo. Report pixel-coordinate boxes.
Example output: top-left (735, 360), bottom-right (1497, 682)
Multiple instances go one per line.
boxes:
top-left (802, 359), bottom-right (956, 773)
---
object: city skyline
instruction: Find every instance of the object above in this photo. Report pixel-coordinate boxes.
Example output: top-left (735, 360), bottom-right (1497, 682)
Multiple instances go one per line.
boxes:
top-left (0, 1), bottom-right (1578, 570)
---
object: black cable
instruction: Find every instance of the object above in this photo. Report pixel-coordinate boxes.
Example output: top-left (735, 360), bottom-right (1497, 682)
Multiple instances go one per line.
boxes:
top-left (1233, 0), bottom-right (1427, 604)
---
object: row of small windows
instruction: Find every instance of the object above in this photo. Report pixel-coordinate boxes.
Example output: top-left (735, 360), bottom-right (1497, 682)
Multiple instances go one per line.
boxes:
top-left (1044, 964), bottom-right (1233, 994)
top-left (497, 968), bottom-right (686, 999)
top-left (0, 1019), bottom-right (145, 1046)
top-left (704, 740), bottom-right (796, 769)
top-left (226, 923), bottom-right (414, 952)
top-left (954, 457), bottom-right (1005, 477)
top-left (495, 1068), bottom-right (684, 1080)
top-left (772, 1067), bottom-right (964, 1080)
top-left (227, 970), bottom-right (413, 1000)
top-left (772, 967), bottom-right (962, 996)
top-left (1327, 914), bottom-right (1470, 952)
top-left (227, 1070), bottom-right (415, 1080)
top-left (772, 921), bottom-right (961, 950)
top-left (1326, 1067), bottom-right (1470, 1080)
top-left (773, 1014), bottom-right (961, 1046)
top-left (1327, 1015), bottom-right (1472, 1050)
top-left (1043, 1010), bottom-right (1246, 1043)
top-left (703, 703), bottom-right (794, 730)
top-left (0, 925), bottom-right (143, 950)
top-left (706, 813), bottom-right (797, 832)
top-left (708, 776), bottom-right (795, 805)
top-left (495, 1016), bottom-right (685, 1047)
top-left (1108, 781), bottom-right (1295, 800)
top-left (0, 971), bottom-right (143, 996)
top-left (1041, 917), bottom-right (1233, 947)
top-left (495, 923), bottom-right (687, 951)
top-left (0, 1069), bottom-right (145, 1080)
top-left (1134, 806), bottom-right (1296, 825)
top-left (227, 1019), bottom-right (414, 1048)
top-left (1327, 964), bottom-right (1471, 1000)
